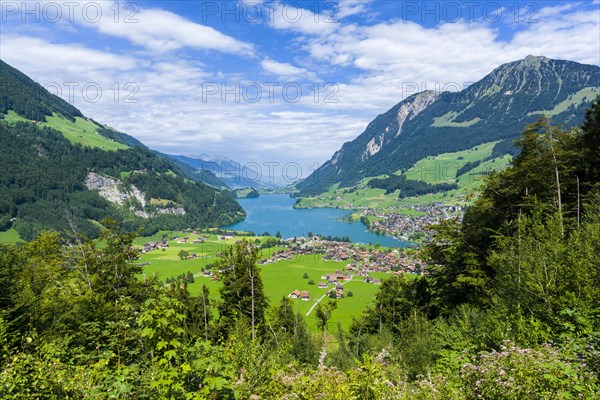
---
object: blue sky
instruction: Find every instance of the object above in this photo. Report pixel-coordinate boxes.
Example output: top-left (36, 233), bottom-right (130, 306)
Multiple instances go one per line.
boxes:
top-left (1, 0), bottom-right (599, 180)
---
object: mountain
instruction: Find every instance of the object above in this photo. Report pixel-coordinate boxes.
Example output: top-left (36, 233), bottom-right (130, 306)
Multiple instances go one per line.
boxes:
top-left (171, 154), bottom-right (280, 189)
top-left (297, 56), bottom-right (600, 195)
top-left (159, 153), bottom-right (228, 189)
top-left (0, 59), bottom-right (244, 240)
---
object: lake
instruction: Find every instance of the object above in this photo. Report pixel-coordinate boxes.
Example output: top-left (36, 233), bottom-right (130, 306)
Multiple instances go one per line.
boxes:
top-left (225, 194), bottom-right (411, 248)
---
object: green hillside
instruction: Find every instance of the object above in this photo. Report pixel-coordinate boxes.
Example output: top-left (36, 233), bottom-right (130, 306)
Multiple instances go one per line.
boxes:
top-left (3, 110), bottom-right (128, 151)
top-left (295, 141), bottom-right (511, 210)
top-left (0, 60), bottom-right (244, 241)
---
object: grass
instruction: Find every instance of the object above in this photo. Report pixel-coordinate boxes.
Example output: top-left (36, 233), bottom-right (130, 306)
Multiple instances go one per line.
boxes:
top-left (528, 87), bottom-right (600, 117)
top-left (44, 114), bottom-right (129, 150)
top-left (431, 111), bottom-right (481, 128)
top-left (401, 141), bottom-right (499, 184)
top-left (296, 141), bottom-right (511, 210)
top-left (0, 228), bottom-right (24, 243)
top-left (297, 186), bottom-right (402, 209)
top-left (2, 111), bottom-right (129, 151)
top-left (136, 231), bottom-right (395, 331)
top-left (456, 154), bottom-right (512, 192)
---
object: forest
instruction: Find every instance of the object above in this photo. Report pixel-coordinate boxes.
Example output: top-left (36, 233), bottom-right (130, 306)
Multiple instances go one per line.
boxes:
top-left (0, 98), bottom-right (599, 398)
top-left (0, 121), bottom-right (244, 241)
top-left (367, 174), bottom-right (458, 198)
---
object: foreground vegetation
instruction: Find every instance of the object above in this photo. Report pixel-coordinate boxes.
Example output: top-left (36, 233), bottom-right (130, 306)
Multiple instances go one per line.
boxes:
top-left (1, 100), bottom-right (599, 398)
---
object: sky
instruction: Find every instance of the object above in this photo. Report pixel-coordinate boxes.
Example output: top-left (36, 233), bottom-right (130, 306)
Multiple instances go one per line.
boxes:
top-left (1, 0), bottom-right (599, 182)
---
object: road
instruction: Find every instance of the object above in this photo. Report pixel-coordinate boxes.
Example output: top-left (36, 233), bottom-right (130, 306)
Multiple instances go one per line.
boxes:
top-left (305, 274), bottom-right (354, 316)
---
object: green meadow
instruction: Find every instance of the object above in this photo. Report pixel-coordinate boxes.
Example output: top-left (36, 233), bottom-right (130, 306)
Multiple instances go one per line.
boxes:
top-left (2, 110), bottom-right (129, 151)
top-left (401, 140), bottom-right (499, 183)
top-left (136, 231), bottom-right (392, 331)
top-left (0, 228), bottom-right (24, 243)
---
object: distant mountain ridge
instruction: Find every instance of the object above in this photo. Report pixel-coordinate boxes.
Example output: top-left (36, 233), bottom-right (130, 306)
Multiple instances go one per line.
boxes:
top-left (297, 56), bottom-right (600, 195)
top-left (171, 154), bottom-right (280, 189)
top-left (0, 59), bottom-right (244, 240)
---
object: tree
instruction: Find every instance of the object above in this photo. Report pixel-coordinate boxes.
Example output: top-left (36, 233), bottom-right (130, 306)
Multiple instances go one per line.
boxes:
top-left (198, 284), bottom-right (212, 341)
top-left (216, 240), bottom-right (268, 340)
top-left (578, 94), bottom-right (600, 198)
top-left (315, 300), bottom-right (337, 333)
top-left (178, 250), bottom-right (189, 260)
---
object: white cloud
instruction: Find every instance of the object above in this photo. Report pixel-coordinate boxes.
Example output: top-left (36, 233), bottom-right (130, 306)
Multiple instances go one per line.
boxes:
top-left (268, 2), bottom-right (338, 35)
top-left (260, 58), bottom-right (318, 81)
top-left (3, 1), bottom-right (255, 56)
top-left (91, 7), bottom-right (254, 55)
top-left (337, 0), bottom-right (373, 19)
top-left (0, 35), bottom-right (139, 79)
top-left (0, 33), bottom-right (361, 172)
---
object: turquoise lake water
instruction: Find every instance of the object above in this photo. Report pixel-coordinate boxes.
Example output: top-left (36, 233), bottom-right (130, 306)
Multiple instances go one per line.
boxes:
top-left (225, 194), bottom-right (410, 248)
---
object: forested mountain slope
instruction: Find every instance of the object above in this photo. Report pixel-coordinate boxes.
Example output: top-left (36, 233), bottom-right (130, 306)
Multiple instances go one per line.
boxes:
top-left (298, 56), bottom-right (600, 195)
top-left (0, 60), bottom-right (244, 240)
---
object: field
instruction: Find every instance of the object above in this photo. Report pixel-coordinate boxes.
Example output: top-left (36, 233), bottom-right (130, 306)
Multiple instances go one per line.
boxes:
top-left (2, 110), bottom-right (129, 151)
top-left (401, 140), bottom-right (499, 183)
top-left (135, 231), bottom-right (391, 331)
top-left (0, 228), bottom-right (24, 243)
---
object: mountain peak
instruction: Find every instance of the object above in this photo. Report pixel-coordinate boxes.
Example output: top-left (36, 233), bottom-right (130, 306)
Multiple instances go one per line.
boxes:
top-left (524, 54), bottom-right (550, 62)
top-left (297, 57), bottom-right (600, 195)
top-left (493, 55), bottom-right (553, 75)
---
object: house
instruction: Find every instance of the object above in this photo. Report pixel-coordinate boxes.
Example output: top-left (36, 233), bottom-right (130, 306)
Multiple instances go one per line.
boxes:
top-left (322, 272), bottom-right (347, 284)
top-left (336, 290), bottom-right (344, 299)
top-left (202, 270), bottom-right (211, 277)
top-left (372, 278), bottom-right (382, 285)
top-left (300, 291), bottom-right (310, 300)
top-left (193, 238), bottom-right (204, 244)
top-left (289, 290), bottom-right (301, 299)
top-left (335, 283), bottom-right (344, 291)
top-left (318, 281), bottom-right (328, 289)
top-left (364, 275), bottom-right (372, 283)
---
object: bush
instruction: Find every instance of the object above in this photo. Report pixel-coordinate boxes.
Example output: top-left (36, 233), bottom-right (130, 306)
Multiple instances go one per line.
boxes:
top-left (459, 341), bottom-right (598, 399)
top-left (303, 273), bottom-right (309, 279)
top-left (308, 279), bottom-right (315, 285)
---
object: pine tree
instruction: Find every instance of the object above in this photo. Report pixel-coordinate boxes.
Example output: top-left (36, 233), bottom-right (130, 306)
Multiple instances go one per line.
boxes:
top-left (216, 240), bottom-right (268, 340)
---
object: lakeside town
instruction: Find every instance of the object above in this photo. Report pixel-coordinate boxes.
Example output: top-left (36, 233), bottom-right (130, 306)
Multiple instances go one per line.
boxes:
top-left (355, 203), bottom-right (464, 243)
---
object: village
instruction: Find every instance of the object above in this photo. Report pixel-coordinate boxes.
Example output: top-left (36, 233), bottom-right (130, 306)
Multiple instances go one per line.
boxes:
top-left (138, 231), bottom-right (426, 303)
top-left (358, 203), bottom-right (464, 243)
top-left (257, 236), bottom-right (426, 301)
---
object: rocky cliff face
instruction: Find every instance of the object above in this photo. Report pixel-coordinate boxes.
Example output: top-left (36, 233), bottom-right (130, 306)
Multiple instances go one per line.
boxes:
top-left (362, 90), bottom-right (440, 160)
top-left (85, 172), bottom-right (185, 218)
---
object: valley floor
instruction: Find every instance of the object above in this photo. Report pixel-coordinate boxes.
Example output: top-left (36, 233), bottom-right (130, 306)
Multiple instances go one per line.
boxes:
top-left (135, 230), bottom-right (422, 331)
